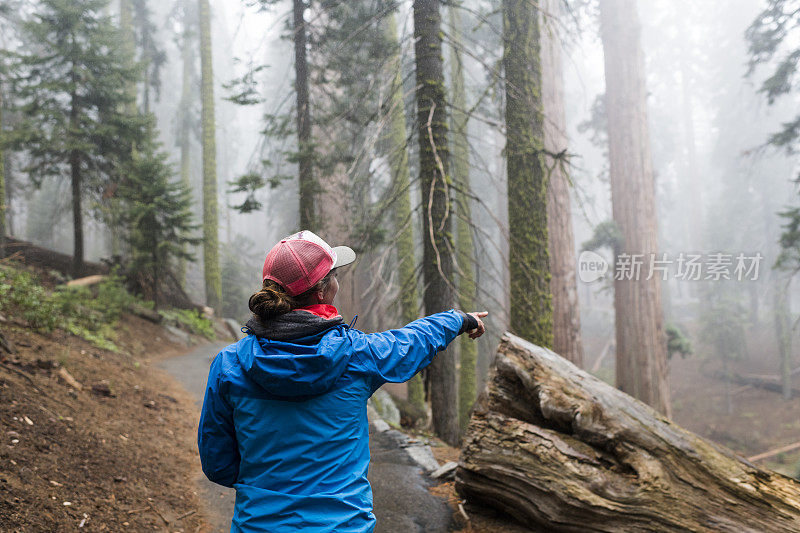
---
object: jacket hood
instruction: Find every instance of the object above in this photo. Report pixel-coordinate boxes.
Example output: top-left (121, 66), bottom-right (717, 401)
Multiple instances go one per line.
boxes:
top-left (237, 312), bottom-right (351, 398)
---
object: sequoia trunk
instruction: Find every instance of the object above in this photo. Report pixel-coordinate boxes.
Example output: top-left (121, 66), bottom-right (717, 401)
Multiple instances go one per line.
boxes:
top-left (198, 0), bottom-right (222, 309)
top-left (541, 0), bottom-right (583, 367)
top-left (504, 0), bottom-right (553, 348)
top-left (599, 0), bottom-right (670, 415)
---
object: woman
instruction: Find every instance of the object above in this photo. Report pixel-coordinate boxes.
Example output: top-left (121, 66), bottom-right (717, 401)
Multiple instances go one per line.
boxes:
top-left (198, 230), bottom-right (487, 532)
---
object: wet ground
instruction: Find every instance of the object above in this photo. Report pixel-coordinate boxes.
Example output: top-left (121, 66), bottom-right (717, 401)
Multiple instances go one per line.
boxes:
top-left (160, 341), bottom-right (452, 532)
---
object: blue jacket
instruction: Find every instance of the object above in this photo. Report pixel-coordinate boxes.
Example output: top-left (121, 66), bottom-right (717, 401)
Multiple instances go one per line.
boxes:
top-left (198, 309), bottom-right (465, 532)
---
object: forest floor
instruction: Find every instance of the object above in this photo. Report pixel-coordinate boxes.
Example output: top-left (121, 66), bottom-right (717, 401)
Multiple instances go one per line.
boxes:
top-left (583, 320), bottom-right (800, 478)
top-left (0, 308), bottom-right (214, 532)
top-left (669, 322), bottom-right (800, 476)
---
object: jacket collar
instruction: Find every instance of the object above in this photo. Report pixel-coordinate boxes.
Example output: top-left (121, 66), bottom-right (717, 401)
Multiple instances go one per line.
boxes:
top-left (297, 304), bottom-right (341, 320)
top-left (243, 309), bottom-right (343, 341)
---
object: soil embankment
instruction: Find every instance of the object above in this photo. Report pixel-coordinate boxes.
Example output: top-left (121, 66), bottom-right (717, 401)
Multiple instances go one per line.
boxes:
top-left (0, 314), bottom-right (209, 532)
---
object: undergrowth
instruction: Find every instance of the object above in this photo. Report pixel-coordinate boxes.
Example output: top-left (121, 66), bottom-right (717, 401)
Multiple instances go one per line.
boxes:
top-left (159, 308), bottom-right (216, 339)
top-left (0, 264), bottom-right (214, 349)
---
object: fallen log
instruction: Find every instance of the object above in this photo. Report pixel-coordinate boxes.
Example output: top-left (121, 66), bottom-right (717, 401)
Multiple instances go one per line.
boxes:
top-left (456, 333), bottom-right (800, 532)
top-left (713, 371), bottom-right (800, 398)
top-left (66, 274), bottom-right (106, 287)
top-left (748, 441), bottom-right (800, 463)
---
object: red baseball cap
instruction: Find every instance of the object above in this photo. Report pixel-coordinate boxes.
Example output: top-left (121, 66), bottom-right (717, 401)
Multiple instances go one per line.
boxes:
top-left (262, 231), bottom-right (356, 296)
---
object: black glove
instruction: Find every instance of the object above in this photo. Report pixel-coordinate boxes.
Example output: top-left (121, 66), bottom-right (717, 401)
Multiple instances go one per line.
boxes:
top-left (456, 310), bottom-right (479, 335)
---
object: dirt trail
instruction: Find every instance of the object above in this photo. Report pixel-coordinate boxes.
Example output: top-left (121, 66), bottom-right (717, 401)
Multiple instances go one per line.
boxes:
top-left (159, 340), bottom-right (453, 533)
top-left (158, 341), bottom-right (234, 533)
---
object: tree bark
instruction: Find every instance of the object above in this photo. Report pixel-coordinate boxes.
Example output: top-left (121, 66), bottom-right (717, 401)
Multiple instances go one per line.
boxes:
top-left (504, 0), bottom-right (553, 348)
top-left (448, 4), bottom-right (478, 431)
top-left (178, 0), bottom-right (194, 288)
top-left (0, 75), bottom-right (6, 256)
top-left (541, 0), bottom-right (583, 367)
top-left (773, 274), bottom-right (792, 399)
top-left (599, 0), bottom-right (670, 415)
top-left (413, 0), bottom-right (458, 445)
top-left (198, 0), bottom-right (221, 309)
top-left (119, 0), bottom-right (137, 115)
top-left (69, 75), bottom-right (84, 276)
top-left (293, 0), bottom-right (315, 231)
top-left (385, 13), bottom-right (424, 411)
top-left (457, 333), bottom-right (800, 532)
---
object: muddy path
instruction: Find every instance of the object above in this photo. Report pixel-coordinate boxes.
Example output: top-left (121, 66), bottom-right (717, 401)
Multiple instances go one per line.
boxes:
top-left (160, 341), bottom-right (452, 533)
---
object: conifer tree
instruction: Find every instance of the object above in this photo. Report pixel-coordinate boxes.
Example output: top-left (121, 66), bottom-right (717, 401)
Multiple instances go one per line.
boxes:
top-left (118, 120), bottom-right (198, 309)
top-left (599, 0), bottom-right (670, 415)
top-left (413, 0), bottom-right (459, 445)
top-left (0, 76), bottom-right (5, 255)
top-left (293, 0), bottom-right (315, 230)
top-left (384, 12), bottom-right (425, 411)
top-left (198, 0), bottom-right (222, 309)
top-left (503, 0), bottom-right (553, 347)
top-left (6, 0), bottom-right (145, 275)
top-left (176, 0), bottom-right (197, 288)
top-left (448, 3), bottom-right (477, 430)
top-left (542, 0), bottom-right (584, 366)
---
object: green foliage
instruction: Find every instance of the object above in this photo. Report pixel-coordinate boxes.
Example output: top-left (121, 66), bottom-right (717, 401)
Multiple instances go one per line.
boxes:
top-left (228, 172), bottom-right (267, 213)
top-left (666, 323), bottom-right (693, 360)
top-left (117, 121), bottom-right (199, 309)
top-left (775, 206), bottom-right (800, 271)
top-left (223, 64), bottom-right (268, 106)
top-left (0, 265), bottom-right (141, 350)
top-left (582, 220), bottom-right (623, 252)
top-left (0, 267), bottom-right (59, 331)
top-left (3, 0), bottom-right (146, 188)
top-left (698, 289), bottom-right (748, 362)
top-left (159, 308), bottom-right (215, 339)
top-left (747, 1), bottom-right (800, 153)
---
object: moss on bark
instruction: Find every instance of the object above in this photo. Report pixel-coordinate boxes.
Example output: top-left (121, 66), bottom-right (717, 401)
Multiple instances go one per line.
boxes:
top-left (503, 0), bottom-right (553, 348)
top-left (198, 0), bottom-right (221, 309)
top-left (384, 14), bottom-right (425, 410)
top-left (413, 0), bottom-right (459, 445)
top-left (448, 4), bottom-right (477, 431)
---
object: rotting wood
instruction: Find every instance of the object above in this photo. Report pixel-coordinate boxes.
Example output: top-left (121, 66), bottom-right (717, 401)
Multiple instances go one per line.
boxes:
top-left (456, 333), bottom-right (800, 532)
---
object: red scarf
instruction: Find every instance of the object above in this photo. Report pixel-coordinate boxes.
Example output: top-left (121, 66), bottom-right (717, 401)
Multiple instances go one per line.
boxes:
top-left (298, 304), bottom-right (341, 320)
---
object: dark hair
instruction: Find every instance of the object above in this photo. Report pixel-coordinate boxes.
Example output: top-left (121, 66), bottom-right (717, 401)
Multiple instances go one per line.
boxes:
top-left (248, 271), bottom-right (334, 322)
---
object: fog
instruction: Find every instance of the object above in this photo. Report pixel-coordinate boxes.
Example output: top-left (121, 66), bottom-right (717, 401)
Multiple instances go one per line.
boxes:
top-left (4, 0), bottom-right (800, 477)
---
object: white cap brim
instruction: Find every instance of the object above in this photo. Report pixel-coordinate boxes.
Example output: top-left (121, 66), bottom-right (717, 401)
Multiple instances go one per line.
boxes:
top-left (332, 246), bottom-right (356, 269)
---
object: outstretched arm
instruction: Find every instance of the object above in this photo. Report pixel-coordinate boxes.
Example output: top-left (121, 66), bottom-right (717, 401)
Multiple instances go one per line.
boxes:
top-left (349, 309), bottom-right (488, 390)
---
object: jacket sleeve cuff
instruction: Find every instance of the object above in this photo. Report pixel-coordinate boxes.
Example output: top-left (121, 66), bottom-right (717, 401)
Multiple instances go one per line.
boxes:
top-left (456, 310), bottom-right (478, 335)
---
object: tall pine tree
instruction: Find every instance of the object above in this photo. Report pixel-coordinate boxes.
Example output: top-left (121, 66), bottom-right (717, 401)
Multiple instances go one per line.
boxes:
top-left (542, 0), bottom-right (583, 366)
top-left (599, 0), bottom-right (670, 415)
top-left (413, 0), bottom-right (459, 445)
top-left (198, 0), bottom-right (222, 309)
top-left (503, 0), bottom-right (553, 347)
top-left (293, 0), bottom-right (315, 230)
top-left (384, 12), bottom-right (425, 412)
top-left (448, 3), bottom-right (478, 431)
top-left (118, 120), bottom-right (198, 309)
top-left (6, 0), bottom-right (145, 275)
